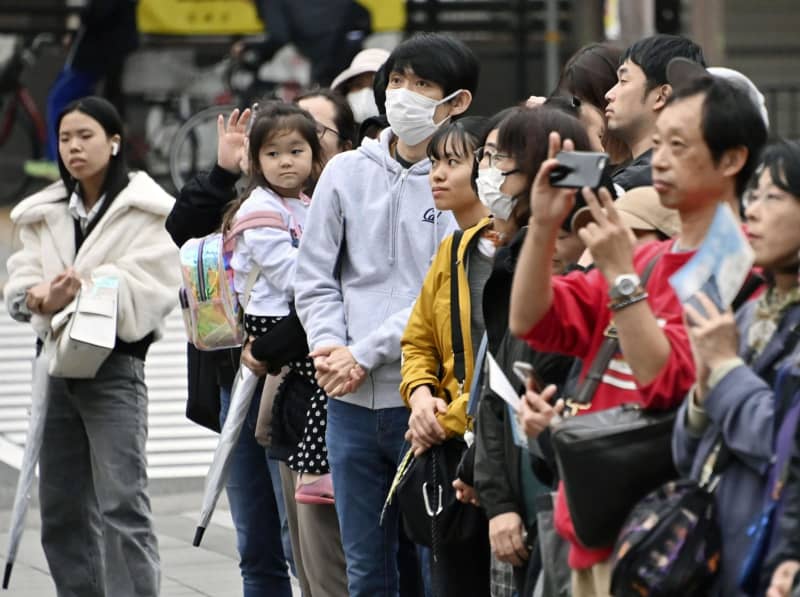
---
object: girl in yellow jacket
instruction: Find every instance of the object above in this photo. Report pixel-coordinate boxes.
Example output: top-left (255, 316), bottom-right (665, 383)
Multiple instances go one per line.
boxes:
top-left (399, 116), bottom-right (494, 597)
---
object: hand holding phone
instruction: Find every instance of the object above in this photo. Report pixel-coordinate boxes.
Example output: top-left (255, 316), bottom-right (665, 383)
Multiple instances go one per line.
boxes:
top-left (549, 151), bottom-right (609, 189)
top-left (512, 361), bottom-right (544, 392)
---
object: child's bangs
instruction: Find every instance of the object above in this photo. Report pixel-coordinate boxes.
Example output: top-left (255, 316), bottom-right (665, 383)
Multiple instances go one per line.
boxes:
top-left (261, 113), bottom-right (317, 145)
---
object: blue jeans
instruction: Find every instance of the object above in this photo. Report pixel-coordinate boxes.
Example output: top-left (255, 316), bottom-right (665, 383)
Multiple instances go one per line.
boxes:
top-left (267, 456), bottom-right (296, 579)
top-left (326, 399), bottom-right (421, 597)
top-left (220, 385), bottom-right (292, 597)
top-left (46, 67), bottom-right (99, 160)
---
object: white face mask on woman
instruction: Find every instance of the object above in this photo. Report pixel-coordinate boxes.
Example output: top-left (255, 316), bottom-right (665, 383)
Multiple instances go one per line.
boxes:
top-left (347, 88), bottom-right (379, 123)
top-left (476, 166), bottom-right (517, 220)
top-left (385, 88), bottom-right (463, 146)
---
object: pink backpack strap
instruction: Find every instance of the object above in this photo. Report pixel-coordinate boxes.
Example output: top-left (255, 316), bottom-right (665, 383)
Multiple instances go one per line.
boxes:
top-left (223, 210), bottom-right (287, 252)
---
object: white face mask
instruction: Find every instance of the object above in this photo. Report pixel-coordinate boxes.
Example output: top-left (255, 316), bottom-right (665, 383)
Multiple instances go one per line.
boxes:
top-left (476, 166), bottom-right (517, 220)
top-left (347, 88), bottom-right (379, 123)
top-left (385, 88), bottom-right (463, 146)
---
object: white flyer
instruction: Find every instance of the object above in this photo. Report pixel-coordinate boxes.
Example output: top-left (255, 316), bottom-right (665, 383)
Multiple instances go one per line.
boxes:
top-left (487, 352), bottom-right (521, 410)
top-left (669, 202), bottom-right (754, 312)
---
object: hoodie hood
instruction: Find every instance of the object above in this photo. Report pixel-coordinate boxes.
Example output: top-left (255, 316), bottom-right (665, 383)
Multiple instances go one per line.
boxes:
top-left (358, 127), bottom-right (432, 174)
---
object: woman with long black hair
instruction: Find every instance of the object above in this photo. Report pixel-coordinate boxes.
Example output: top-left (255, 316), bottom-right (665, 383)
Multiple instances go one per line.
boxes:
top-left (4, 96), bottom-right (180, 597)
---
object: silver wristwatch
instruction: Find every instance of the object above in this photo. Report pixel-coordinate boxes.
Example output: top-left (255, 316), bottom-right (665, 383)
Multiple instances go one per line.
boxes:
top-left (609, 274), bottom-right (642, 301)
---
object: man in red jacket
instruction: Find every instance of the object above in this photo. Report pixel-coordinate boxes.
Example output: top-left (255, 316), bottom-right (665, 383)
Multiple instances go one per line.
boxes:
top-left (509, 65), bottom-right (768, 596)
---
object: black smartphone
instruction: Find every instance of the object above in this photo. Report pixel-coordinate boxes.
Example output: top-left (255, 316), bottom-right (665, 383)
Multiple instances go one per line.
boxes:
top-left (549, 151), bottom-right (610, 189)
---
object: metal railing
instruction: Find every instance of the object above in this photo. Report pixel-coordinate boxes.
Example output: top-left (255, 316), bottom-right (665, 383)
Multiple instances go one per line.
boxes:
top-left (405, 0), bottom-right (573, 102)
top-left (0, 0), bottom-right (86, 35)
top-left (762, 85), bottom-right (800, 139)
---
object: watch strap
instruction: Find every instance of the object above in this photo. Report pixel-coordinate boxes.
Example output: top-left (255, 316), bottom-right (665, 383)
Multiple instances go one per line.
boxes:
top-left (571, 251), bottom-right (662, 406)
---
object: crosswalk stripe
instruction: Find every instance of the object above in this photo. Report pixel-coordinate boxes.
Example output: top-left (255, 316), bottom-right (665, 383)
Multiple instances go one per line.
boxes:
top-left (0, 303), bottom-right (218, 478)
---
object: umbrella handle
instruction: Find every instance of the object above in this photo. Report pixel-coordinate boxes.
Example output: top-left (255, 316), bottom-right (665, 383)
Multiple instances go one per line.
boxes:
top-left (193, 526), bottom-right (206, 547)
top-left (3, 561), bottom-right (13, 589)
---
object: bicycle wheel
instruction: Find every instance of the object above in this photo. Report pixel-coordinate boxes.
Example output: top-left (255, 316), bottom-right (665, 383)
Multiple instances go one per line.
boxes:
top-left (0, 94), bottom-right (42, 205)
top-left (169, 104), bottom-right (235, 192)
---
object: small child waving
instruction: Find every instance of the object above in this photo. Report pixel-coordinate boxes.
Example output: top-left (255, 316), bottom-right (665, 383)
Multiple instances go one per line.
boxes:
top-left (223, 101), bottom-right (332, 494)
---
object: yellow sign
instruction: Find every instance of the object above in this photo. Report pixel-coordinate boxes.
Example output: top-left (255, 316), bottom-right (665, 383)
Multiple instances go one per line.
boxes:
top-left (138, 0), bottom-right (406, 37)
top-left (137, 0), bottom-right (264, 36)
top-left (356, 0), bottom-right (406, 32)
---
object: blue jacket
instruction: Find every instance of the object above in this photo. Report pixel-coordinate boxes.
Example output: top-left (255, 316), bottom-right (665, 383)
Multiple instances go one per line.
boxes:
top-left (672, 300), bottom-right (800, 597)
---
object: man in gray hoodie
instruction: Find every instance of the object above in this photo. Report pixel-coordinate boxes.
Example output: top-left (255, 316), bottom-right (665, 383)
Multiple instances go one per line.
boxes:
top-left (294, 32), bottom-right (479, 597)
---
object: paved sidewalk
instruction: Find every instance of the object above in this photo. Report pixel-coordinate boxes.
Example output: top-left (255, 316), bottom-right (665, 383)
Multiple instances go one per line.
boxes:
top-left (0, 491), bottom-right (301, 597)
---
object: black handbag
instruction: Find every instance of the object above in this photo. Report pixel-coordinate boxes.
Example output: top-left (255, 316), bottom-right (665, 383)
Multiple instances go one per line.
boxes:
top-left (396, 436), bottom-right (484, 546)
top-left (268, 368), bottom-right (316, 459)
top-left (550, 253), bottom-right (679, 549)
top-left (395, 230), bottom-right (485, 547)
top-left (185, 343), bottom-right (222, 433)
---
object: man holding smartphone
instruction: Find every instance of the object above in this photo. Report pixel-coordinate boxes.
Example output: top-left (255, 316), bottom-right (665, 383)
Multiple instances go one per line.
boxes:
top-left (509, 67), bottom-right (767, 596)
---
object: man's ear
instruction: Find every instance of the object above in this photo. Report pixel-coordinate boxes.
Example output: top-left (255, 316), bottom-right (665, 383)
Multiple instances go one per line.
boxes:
top-left (720, 146), bottom-right (749, 179)
top-left (652, 84), bottom-right (672, 111)
top-left (449, 89), bottom-right (473, 117)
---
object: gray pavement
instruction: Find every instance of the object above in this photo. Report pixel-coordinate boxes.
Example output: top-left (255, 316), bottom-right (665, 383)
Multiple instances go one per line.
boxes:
top-left (0, 489), bottom-right (302, 597)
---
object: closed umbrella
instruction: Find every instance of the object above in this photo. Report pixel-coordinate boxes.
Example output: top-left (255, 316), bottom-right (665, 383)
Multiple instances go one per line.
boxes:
top-left (3, 352), bottom-right (50, 589)
top-left (193, 365), bottom-right (259, 546)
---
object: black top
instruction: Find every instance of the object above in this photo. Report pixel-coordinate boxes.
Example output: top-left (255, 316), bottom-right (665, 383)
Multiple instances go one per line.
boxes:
top-left (165, 165), bottom-right (240, 247)
top-left (611, 148), bottom-right (653, 191)
top-left (70, 0), bottom-right (139, 74)
top-left (473, 227), bottom-right (575, 519)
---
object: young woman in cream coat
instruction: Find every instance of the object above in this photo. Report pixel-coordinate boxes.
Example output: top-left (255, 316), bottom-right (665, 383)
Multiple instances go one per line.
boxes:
top-left (3, 96), bottom-right (180, 597)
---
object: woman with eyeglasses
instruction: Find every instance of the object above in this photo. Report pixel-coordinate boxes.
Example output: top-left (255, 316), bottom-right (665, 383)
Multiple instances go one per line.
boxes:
top-left (295, 89), bottom-right (357, 161)
top-left (471, 106), bottom-right (591, 596)
top-left (672, 139), bottom-right (800, 597)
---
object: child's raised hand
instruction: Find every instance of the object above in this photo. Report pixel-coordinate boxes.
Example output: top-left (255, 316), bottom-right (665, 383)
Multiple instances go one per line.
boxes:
top-left (217, 108), bottom-right (251, 174)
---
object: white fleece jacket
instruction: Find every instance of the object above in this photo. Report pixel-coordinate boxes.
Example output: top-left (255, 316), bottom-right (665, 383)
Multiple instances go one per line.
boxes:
top-left (3, 171), bottom-right (181, 344)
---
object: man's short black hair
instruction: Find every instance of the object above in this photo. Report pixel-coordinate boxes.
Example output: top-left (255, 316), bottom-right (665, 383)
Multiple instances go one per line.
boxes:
top-left (621, 34), bottom-right (706, 91)
top-left (667, 76), bottom-right (768, 197)
top-left (383, 32), bottom-right (480, 96)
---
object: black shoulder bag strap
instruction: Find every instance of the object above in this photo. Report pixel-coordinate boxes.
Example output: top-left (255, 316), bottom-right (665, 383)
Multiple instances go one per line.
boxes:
top-left (571, 252), bottom-right (662, 407)
top-left (450, 229), bottom-right (466, 396)
top-left (427, 229), bottom-right (467, 583)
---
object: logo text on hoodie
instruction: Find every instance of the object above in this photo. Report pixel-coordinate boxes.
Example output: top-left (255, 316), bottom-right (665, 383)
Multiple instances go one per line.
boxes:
top-left (422, 208), bottom-right (443, 224)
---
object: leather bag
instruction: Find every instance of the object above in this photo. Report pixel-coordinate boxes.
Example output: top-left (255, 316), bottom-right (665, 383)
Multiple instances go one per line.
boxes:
top-left (551, 402), bottom-right (677, 548)
top-left (48, 277), bottom-right (118, 379)
top-left (549, 254), bottom-right (678, 549)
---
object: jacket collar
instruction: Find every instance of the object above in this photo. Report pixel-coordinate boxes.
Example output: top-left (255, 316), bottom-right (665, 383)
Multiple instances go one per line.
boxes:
top-left (455, 216), bottom-right (493, 262)
top-left (11, 171), bottom-right (175, 269)
top-left (11, 171), bottom-right (174, 226)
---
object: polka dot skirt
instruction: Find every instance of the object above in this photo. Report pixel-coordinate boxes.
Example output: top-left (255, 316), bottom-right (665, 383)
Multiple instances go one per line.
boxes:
top-left (244, 314), bottom-right (330, 474)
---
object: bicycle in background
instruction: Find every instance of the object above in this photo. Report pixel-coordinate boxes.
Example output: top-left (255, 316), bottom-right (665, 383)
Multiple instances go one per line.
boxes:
top-left (0, 34), bottom-right (51, 205)
top-left (167, 44), bottom-right (310, 191)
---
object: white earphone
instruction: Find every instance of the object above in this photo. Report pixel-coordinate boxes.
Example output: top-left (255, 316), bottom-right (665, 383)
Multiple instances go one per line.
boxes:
top-left (111, 142), bottom-right (119, 156)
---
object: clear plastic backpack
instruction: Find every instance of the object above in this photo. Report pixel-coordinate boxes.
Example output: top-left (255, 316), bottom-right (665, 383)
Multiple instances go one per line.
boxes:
top-left (179, 210), bottom-right (286, 351)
